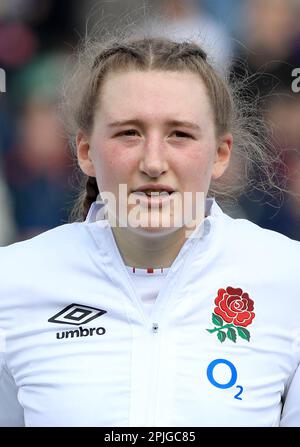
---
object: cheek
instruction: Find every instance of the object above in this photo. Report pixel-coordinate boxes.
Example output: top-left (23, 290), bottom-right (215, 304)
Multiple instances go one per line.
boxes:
top-left (92, 143), bottom-right (137, 190)
top-left (176, 146), bottom-right (215, 186)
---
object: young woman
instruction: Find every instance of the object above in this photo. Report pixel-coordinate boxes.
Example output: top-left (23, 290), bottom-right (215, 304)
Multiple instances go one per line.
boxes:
top-left (0, 37), bottom-right (299, 427)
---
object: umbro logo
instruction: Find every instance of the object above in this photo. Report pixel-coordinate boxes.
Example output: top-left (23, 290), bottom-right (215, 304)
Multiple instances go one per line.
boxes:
top-left (48, 304), bottom-right (107, 341)
top-left (48, 303), bottom-right (107, 326)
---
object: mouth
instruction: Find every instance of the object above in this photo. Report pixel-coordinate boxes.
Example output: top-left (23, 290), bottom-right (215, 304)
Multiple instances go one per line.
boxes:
top-left (133, 190), bottom-right (174, 196)
top-left (130, 190), bottom-right (177, 208)
top-left (131, 184), bottom-right (176, 195)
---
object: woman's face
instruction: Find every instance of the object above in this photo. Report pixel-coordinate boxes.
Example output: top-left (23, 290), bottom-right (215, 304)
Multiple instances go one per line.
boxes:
top-left (77, 70), bottom-right (232, 233)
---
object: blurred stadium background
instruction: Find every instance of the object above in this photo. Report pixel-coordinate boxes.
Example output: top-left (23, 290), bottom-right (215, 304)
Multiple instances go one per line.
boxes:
top-left (0, 0), bottom-right (300, 245)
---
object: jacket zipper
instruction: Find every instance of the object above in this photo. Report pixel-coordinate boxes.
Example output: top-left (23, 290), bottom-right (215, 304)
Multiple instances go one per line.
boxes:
top-left (145, 322), bottom-right (161, 426)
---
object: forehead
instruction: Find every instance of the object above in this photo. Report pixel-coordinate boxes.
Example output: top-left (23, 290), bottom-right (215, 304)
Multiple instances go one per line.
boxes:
top-left (97, 70), bottom-right (212, 122)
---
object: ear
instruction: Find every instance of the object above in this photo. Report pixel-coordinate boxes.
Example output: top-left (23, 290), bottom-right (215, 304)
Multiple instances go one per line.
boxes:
top-left (76, 131), bottom-right (96, 177)
top-left (211, 133), bottom-right (233, 180)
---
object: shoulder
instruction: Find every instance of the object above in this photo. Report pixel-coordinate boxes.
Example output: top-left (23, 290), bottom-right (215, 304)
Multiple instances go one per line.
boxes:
top-left (0, 222), bottom-right (104, 327)
top-left (0, 221), bottom-right (109, 334)
top-left (220, 212), bottom-right (300, 273)
top-left (214, 209), bottom-right (300, 330)
top-left (0, 222), bottom-right (82, 260)
top-left (212, 200), bottom-right (300, 253)
top-left (225, 213), bottom-right (300, 251)
top-left (0, 222), bottom-right (96, 283)
top-left (0, 220), bottom-right (111, 284)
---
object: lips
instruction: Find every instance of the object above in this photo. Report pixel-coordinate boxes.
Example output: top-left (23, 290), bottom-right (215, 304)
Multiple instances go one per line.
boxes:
top-left (130, 185), bottom-right (177, 209)
top-left (134, 191), bottom-right (172, 197)
top-left (132, 184), bottom-right (175, 194)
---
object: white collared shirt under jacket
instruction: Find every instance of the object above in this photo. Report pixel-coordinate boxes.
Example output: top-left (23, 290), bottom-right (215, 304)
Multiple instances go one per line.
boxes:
top-left (0, 199), bottom-right (300, 427)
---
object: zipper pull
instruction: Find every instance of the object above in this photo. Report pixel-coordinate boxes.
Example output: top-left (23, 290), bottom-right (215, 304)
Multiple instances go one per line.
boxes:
top-left (152, 322), bottom-right (159, 333)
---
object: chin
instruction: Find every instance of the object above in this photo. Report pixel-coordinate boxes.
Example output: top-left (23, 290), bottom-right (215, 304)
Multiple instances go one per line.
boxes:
top-left (128, 223), bottom-right (183, 238)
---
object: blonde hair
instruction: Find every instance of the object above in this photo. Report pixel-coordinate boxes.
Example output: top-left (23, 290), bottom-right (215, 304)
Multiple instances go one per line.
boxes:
top-left (62, 36), bottom-right (280, 221)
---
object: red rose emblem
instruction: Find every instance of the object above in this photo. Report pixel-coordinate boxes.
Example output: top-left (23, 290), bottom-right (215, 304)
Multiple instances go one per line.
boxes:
top-left (214, 286), bottom-right (255, 328)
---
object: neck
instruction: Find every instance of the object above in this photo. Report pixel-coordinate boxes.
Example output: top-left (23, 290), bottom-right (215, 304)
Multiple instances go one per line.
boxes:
top-left (111, 225), bottom-right (194, 269)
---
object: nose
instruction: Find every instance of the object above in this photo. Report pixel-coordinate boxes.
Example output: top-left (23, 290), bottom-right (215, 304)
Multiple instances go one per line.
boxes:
top-left (139, 136), bottom-right (168, 178)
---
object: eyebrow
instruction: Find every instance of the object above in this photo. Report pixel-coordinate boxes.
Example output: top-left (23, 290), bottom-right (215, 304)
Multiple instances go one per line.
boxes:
top-left (107, 119), bottom-right (202, 132)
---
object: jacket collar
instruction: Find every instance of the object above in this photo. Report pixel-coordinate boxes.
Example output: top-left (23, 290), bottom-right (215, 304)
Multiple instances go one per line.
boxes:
top-left (85, 197), bottom-right (221, 224)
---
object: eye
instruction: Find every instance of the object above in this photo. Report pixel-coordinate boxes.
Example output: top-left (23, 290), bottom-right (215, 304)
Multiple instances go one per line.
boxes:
top-left (118, 129), bottom-right (139, 137)
top-left (171, 131), bottom-right (193, 139)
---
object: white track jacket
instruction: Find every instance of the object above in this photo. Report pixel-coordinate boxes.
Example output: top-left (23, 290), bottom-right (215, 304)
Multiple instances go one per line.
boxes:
top-left (0, 199), bottom-right (300, 427)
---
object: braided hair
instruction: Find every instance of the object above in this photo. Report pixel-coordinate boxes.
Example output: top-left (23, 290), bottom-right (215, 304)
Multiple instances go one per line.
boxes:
top-left (82, 176), bottom-right (99, 221)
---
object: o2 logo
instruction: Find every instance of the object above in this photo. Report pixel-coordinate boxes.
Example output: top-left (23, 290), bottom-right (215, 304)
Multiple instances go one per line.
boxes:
top-left (207, 359), bottom-right (244, 400)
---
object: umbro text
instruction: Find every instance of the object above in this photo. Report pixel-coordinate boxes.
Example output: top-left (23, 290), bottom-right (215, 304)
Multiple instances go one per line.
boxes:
top-left (56, 326), bottom-right (106, 340)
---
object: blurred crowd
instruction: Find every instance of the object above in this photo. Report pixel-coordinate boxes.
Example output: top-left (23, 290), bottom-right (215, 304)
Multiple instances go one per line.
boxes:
top-left (0, 0), bottom-right (300, 245)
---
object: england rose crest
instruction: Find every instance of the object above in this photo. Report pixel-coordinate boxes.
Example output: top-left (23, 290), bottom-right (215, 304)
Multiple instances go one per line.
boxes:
top-left (206, 286), bottom-right (255, 343)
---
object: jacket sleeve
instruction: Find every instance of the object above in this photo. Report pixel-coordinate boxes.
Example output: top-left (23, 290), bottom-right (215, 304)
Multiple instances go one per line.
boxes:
top-left (0, 355), bottom-right (25, 427)
top-left (280, 363), bottom-right (300, 427)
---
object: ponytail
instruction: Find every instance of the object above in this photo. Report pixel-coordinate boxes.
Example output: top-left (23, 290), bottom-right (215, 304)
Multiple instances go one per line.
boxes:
top-left (82, 176), bottom-right (99, 220)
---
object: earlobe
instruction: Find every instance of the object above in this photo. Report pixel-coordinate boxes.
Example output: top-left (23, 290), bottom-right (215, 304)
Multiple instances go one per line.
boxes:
top-left (212, 133), bottom-right (233, 180)
top-left (76, 132), bottom-right (96, 177)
